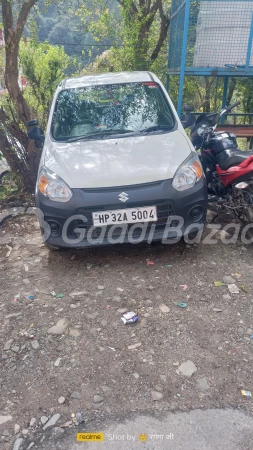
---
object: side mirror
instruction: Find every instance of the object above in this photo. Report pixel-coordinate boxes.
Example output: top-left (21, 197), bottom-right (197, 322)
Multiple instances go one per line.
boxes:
top-left (27, 119), bottom-right (38, 127)
top-left (184, 105), bottom-right (194, 112)
top-left (181, 112), bottom-right (196, 129)
top-left (28, 126), bottom-right (45, 143)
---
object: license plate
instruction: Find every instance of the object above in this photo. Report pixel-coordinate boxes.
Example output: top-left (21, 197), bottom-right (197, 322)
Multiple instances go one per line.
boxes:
top-left (92, 206), bottom-right (157, 226)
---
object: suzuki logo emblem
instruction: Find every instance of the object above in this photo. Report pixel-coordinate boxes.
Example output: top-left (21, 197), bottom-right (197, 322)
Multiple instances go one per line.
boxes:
top-left (118, 192), bottom-right (129, 202)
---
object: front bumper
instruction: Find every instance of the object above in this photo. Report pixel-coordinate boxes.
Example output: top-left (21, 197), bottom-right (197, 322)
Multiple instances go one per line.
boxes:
top-left (35, 177), bottom-right (207, 248)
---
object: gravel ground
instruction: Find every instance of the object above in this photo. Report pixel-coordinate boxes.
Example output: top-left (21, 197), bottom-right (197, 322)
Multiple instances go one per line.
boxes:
top-left (1, 214), bottom-right (253, 449)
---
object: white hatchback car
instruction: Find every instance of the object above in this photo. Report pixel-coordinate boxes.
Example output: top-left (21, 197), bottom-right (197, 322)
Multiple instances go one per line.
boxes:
top-left (33, 71), bottom-right (207, 248)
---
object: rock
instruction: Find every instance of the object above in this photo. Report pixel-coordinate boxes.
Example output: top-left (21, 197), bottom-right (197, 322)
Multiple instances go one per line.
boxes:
top-left (93, 395), bottom-right (104, 403)
top-left (4, 339), bottom-right (14, 351)
top-left (0, 415), bottom-right (12, 425)
top-left (223, 275), bottom-right (235, 284)
top-left (213, 308), bottom-right (222, 312)
top-left (160, 375), bottom-right (167, 382)
top-left (87, 264), bottom-right (93, 270)
top-left (52, 427), bottom-right (64, 436)
top-left (30, 418), bottom-right (36, 427)
top-left (112, 296), bottom-right (121, 302)
top-left (117, 308), bottom-right (127, 313)
top-left (58, 396), bottom-right (65, 405)
top-left (173, 362), bottom-right (180, 366)
top-left (151, 391), bottom-right (163, 401)
top-left (238, 327), bottom-right (244, 334)
top-left (228, 284), bottom-right (240, 294)
top-left (70, 391), bottom-right (81, 400)
top-left (11, 346), bottom-right (19, 353)
top-left (101, 386), bottom-right (112, 393)
top-left (133, 372), bottom-right (140, 379)
top-left (196, 377), bottom-right (210, 391)
top-left (97, 285), bottom-right (105, 290)
top-left (223, 294), bottom-right (231, 300)
top-left (61, 421), bottom-right (72, 428)
top-left (47, 319), bottom-right (69, 335)
top-left (247, 328), bottom-right (253, 335)
top-left (2, 429), bottom-right (10, 436)
top-left (13, 438), bottom-right (24, 450)
top-left (31, 340), bottom-right (39, 350)
top-left (69, 290), bottom-right (88, 297)
top-left (22, 429), bottom-right (28, 435)
top-left (70, 303), bottom-right (80, 309)
top-left (23, 278), bottom-right (30, 284)
top-left (69, 329), bottom-right (80, 337)
top-left (177, 360), bottom-right (197, 377)
top-left (40, 416), bottom-right (48, 426)
top-left (14, 424), bottom-right (20, 434)
top-left (43, 414), bottom-right (61, 430)
top-left (128, 343), bottom-right (142, 350)
top-left (54, 357), bottom-right (61, 367)
top-left (27, 444), bottom-right (35, 450)
top-left (117, 288), bottom-right (124, 292)
top-left (86, 312), bottom-right (99, 320)
top-left (159, 304), bottom-right (170, 314)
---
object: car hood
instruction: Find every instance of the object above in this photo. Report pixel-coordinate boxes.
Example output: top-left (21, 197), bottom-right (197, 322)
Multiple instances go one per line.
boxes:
top-left (43, 130), bottom-right (192, 189)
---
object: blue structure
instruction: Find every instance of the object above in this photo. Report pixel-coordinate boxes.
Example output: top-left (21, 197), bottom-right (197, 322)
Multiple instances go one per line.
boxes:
top-left (167, 0), bottom-right (253, 115)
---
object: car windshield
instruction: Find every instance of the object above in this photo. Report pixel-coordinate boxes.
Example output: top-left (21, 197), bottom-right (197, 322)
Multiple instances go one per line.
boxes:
top-left (51, 82), bottom-right (175, 141)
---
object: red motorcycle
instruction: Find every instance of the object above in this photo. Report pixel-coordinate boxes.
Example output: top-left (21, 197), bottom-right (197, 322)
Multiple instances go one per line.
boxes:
top-left (185, 102), bottom-right (253, 227)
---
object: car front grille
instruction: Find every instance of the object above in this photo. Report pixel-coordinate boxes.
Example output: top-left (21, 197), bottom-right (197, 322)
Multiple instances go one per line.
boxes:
top-left (70, 201), bottom-right (175, 241)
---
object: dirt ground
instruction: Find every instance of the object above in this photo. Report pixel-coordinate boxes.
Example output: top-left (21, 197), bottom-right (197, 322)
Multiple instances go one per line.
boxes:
top-left (1, 213), bottom-right (253, 449)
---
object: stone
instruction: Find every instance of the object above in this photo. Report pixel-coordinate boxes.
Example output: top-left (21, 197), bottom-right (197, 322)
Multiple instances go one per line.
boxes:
top-left (117, 308), bottom-right (127, 313)
top-left (160, 375), bottom-right (167, 383)
top-left (52, 427), bottom-right (64, 436)
top-left (128, 343), bottom-right (142, 350)
top-left (2, 429), bottom-right (10, 436)
top-left (70, 391), bottom-right (81, 400)
top-left (14, 424), bottom-right (20, 434)
top-left (238, 327), bottom-right (244, 335)
top-left (22, 429), bottom-right (28, 435)
top-left (247, 328), bottom-right (253, 335)
top-left (223, 275), bottom-right (235, 284)
top-left (4, 339), bottom-right (14, 351)
top-left (47, 318), bottom-right (69, 335)
top-left (177, 360), bottom-right (197, 377)
top-left (30, 418), bottom-right (36, 427)
top-left (54, 357), bottom-right (61, 367)
top-left (213, 308), bottom-right (222, 313)
top-left (101, 386), bottom-right (112, 393)
top-left (86, 312), bottom-right (99, 320)
top-left (151, 391), bottom-right (163, 401)
top-left (159, 304), bottom-right (170, 314)
top-left (40, 416), bottom-right (48, 426)
top-left (87, 264), bottom-right (93, 270)
top-left (93, 395), bottom-right (104, 403)
top-left (70, 303), bottom-right (80, 309)
top-left (23, 279), bottom-right (30, 284)
top-left (69, 329), bottom-right (80, 337)
top-left (173, 362), bottom-right (180, 366)
top-left (196, 377), bottom-right (210, 391)
top-left (13, 438), bottom-right (24, 450)
top-left (43, 414), bottom-right (61, 430)
top-left (31, 340), bottom-right (39, 350)
top-left (0, 415), bottom-right (12, 425)
top-left (11, 346), bottom-right (19, 353)
top-left (133, 372), bottom-right (140, 379)
top-left (69, 290), bottom-right (88, 297)
top-left (27, 444), bottom-right (35, 450)
top-left (112, 296), bottom-right (121, 302)
top-left (58, 396), bottom-right (65, 405)
top-left (223, 294), bottom-right (231, 300)
top-left (97, 285), bottom-right (105, 290)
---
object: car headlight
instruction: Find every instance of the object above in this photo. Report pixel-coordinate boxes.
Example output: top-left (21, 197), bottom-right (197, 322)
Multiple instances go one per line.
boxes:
top-left (38, 167), bottom-right (72, 202)
top-left (172, 153), bottom-right (203, 191)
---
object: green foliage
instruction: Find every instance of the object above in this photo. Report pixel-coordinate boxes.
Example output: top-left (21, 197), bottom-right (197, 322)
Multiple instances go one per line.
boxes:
top-left (19, 40), bottom-right (71, 128)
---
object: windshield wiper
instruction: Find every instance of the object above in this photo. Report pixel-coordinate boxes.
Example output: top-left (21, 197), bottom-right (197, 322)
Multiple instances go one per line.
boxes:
top-left (140, 125), bottom-right (173, 134)
top-left (64, 129), bottom-right (134, 142)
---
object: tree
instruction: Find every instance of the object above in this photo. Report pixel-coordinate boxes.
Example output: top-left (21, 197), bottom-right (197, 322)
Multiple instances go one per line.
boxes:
top-left (77, 0), bottom-right (171, 73)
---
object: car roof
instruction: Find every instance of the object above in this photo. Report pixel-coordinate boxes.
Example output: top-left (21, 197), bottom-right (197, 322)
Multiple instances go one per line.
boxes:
top-left (62, 71), bottom-right (155, 89)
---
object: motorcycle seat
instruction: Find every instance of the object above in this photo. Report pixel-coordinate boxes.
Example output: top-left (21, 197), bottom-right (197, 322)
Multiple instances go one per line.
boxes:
top-left (217, 148), bottom-right (253, 171)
